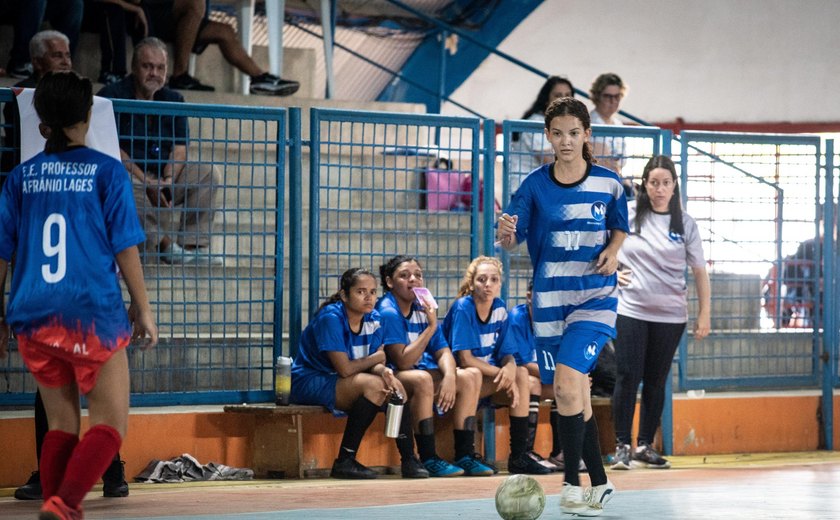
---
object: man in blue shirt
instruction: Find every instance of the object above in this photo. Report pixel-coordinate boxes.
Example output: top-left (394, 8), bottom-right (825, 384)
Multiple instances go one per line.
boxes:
top-left (98, 37), bottom-right (222, 265)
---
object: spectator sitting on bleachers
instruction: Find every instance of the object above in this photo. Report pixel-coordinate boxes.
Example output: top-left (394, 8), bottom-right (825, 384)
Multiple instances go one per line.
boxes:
top-left (142, 0), bottom-right (299, 96)
top-left (290, 268), bottom-right (427, 480)
top-left (589, 72), bottom-right (628, 175)
top-left (510, 76), bottom-right (575, 192)
top-left (3, 0), bottom-right (83, 79)
top-left (98, 37), bottom-right (223, 265)
top-left (442, 256), bottom-right (551, 476)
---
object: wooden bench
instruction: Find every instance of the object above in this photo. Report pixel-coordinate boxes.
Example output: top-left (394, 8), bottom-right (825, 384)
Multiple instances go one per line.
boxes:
top-left (223, 404), bottom-right (328, 479)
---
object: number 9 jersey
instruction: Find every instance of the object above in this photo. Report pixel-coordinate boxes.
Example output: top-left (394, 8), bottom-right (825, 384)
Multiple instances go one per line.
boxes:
top-left (0, 146), bottom-right (145, 352)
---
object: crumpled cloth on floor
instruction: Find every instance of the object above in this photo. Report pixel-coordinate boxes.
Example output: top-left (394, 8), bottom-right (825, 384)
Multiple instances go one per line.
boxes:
top-left (134, 453), bottom-right (254, 483)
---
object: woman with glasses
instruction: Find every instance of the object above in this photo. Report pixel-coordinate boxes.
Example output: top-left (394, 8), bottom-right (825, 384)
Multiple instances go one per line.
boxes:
top-left (610, 155), bottom-right (711, 471)
top-left (589, 73), bottom-right (628, 175)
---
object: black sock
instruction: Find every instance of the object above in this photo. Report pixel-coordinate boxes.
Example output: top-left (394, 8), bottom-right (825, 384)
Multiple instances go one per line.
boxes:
top-left (415, 418), bottom-right (436, 461)
top-left (582, 416), bottom-right (607, 486)
top-left (395, 403), bottom-right (416, 462)
top-left (509, 415), bottom-right (529, 459)
top-left (557, 412), bottom-right (585, 486)
top-left (338, 396), bottom-right (380, 461)
top-left (549, 402), bottom-right (563, 457)
top-left (527, 395), bottom-right (540, 452)
top-left (454, 429), bottom-right (475, 460)
top-left (35, 390), bottom-right (48, 463)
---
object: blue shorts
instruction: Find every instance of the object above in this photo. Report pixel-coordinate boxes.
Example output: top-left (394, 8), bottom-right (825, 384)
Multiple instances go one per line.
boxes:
top-left (290, 369), bottom-right (339, 414)
top-left (535, 324), bottom-right (612, 384)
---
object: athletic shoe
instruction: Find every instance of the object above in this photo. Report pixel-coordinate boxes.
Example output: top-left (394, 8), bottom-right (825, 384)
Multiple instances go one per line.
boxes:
top-left (98, 71), bottom-right (124, 85)
top-left (102, 458), bottom-right (130, 497)
top-left (161, 243), bottom-right (224, 266)
top-left (473, 452), bottom-right (499, 474)
top-left (528, 450), bottom-right (559, 471)
top-left (509, 452), bottom-right (552, 475)
top-left (401, 456), bottom-right (430, 478)
top-left (8, 62), bottom-right (33, 79)
top-left (611, 443), bottom-right (632, 470)
top-left (453, 454), bottom-right (494, 476)
top-left (548, 451), bottom-right (587, 472)
top-left (169, 73), bottom-right (215, 91)
top-left (585, 480), bottom-right (616, 512)
top-left (631, 444), bottom-right (671, 469)
top-left (14, 470), bottom-right (42, 500)
top-left (422, 457), bottom-right (464, 477)
top-left (38, 495), bottom-right (83, 520)
top-left (560, 483), bottom-right (601, 516)
top-left (249, 73), bottom-right (300, 96)
top-left (330, 457), bottom-right (377, 479)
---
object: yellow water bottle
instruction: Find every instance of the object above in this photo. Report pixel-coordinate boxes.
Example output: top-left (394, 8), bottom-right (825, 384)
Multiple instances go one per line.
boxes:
top-left (275, 356), bottom-right (292, 405)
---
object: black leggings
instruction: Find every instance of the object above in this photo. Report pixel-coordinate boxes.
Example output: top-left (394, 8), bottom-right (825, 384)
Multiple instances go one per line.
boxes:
top-left (611, 315), bottom-right (685, 446)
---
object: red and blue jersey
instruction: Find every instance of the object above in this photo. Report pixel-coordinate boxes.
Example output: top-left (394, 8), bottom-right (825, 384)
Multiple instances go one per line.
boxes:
top-left (0, 146), bottom-right (145, 350)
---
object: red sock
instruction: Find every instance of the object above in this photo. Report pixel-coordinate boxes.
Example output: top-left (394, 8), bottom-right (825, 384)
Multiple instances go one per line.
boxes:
top-left (57, 425), bottom-right (122, 509)
top-left (40, 430), bottom-right (79, 500)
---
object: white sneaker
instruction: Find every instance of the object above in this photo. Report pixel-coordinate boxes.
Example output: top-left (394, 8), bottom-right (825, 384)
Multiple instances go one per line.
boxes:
top-left (560, 483), bottom-right (602, 516)
top-left (585, 480), bottom-right (616, 512)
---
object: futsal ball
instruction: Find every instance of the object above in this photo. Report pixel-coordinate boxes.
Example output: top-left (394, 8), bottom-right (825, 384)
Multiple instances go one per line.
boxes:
top-left (495, 474), bottom-right (546, 520)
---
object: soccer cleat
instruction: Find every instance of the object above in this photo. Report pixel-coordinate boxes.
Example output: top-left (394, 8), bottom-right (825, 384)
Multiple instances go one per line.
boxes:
top-left (560, 483), bottom-right (601, 516)
top-left (102, 458), bottom-right (130, 497)
top-left (249, 73), bottom-right (300, 96)
top-left (14, 470), bottom-right (42, 500)
top-left (453, 454), bottom-right (494, 476)
top-left (422, 457), bottom-right (464, 477)
top-left (585, 480), bottom-right (616, 512)
top-left (330, 457), bottom-right (377, 479)
top-left (401, 456), bottom-right (430, 478)
top-left (38, 495), bottom-right (83, 520)
top-left (611, 443), bottom-right (632, 470)
top-left (631, 444), bottom-right (671, 469)
top-left (169, 73), bottom-right (215, 91)
top-left (528, 450), bottom-right (559, 471)
top-left (508, 452), bottom-right (552, 475)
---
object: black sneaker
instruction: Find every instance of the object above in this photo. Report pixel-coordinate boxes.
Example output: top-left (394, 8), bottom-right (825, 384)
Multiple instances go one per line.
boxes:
top-left (401, 456), bottom-right (430, 478)
top-left (102, 459), bottom-right (129, 497)
top-left (611, 443), bottom-right (632, 470)
top-left (330, 457), bottom-right (377, 479)
top-left (631, 444), bottom-right (671, 469)
top-left (8, 62), bottom-right (33, 79)
top-left (169, 73), bottom-right (215, 92)
top-left (98, 71), bottom-right (124, 86)
top-left (472, 452), bottom-right (499, 474)
top-left (508, 452), bottom-right (552, 475)
top-left (249, 73), bottom-right (300, 96)
top-left (14, 471), bottom-right (42, 500)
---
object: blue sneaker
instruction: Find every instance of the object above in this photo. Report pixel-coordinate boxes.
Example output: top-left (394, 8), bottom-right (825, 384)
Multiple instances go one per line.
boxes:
top-left (423, 457), bottom-right (464, 477)
top-left (453, 454), bottom-right (494, 476)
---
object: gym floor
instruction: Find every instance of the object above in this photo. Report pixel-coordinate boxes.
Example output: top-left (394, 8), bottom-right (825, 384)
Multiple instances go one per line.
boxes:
top-left (2, 452), bottom-right (839, 519)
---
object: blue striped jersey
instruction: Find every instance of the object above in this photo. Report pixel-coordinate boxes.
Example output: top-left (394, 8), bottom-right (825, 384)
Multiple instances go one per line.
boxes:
top-left (506, 162), bottom-right (629, 342)
top-left (376, 291), bottom-right (448, 370)
top-left (0, 147), bottom-right (144, 348)
top-left (498, 303), bottom-right (537, 366)
top-left (292, 302), bottom-right (383, 377)
top-left (442, 295), bottom-right (511, 366)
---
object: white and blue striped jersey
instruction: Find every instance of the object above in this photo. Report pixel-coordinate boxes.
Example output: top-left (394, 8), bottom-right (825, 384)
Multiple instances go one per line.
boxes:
top-left (498, 303), bottom-right (537, 366)
top-left (376, 291), bottom-right (448, 370)
top-left (291, 302), bottom-right (383, 377)
top-left (506, 162), bottom-right (629, 342)
top-left (442, 295), bottom-right (511, 366)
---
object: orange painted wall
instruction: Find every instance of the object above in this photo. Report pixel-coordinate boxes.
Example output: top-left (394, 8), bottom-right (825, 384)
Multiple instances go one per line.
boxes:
top-left (0, 393), bottom-right (835, 488)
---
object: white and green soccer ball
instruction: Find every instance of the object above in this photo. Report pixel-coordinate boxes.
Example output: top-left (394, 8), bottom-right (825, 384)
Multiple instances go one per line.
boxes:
top-left (495, 474), bottom-right (546, 520)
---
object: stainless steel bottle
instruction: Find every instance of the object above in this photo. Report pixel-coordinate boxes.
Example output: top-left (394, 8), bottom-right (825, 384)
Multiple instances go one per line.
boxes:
top-left (384, 393), bottom-right (404, 438)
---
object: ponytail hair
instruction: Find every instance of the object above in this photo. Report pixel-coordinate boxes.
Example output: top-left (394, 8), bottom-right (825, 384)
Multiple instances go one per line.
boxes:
top-left (457, 256), bottom-right (503, 298)
top-left (544, 97), bottom-right (594, 164)
top-left (318, 267), bottom-right (377, 312)
top-left (33, 71), bottom-right (93, 154)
